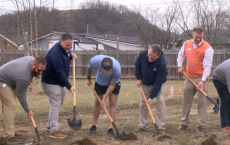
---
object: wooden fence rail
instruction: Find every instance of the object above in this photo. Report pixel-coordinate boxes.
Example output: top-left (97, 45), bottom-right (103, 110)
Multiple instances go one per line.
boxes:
top-left (1, 49), bottom-right (230, 79)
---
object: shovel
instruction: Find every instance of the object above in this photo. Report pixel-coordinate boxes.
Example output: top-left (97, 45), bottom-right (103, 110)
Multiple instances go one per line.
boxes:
top-left (24, 116), bottom-right (40, 145)
top-left (89, 85), bottom-right (125, 139)
top-left (183, 72), bottom-right (219, 114)
top-left (139, 85), bottom-right (161, 137)
top-left (68, 58), bottom-right (82, 130)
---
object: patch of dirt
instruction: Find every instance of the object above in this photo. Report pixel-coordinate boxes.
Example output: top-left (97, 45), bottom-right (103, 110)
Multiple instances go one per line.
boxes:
top-left (0, 137), bottom-right (7, 145)
top-left (71, 137), bottom-right (97, 145)
top-left (201, 135), bottom-right (218, 145)
top-left (156, 134), bottom-right (172, 141)
top-left (121, 133), bottom-right (138, 141)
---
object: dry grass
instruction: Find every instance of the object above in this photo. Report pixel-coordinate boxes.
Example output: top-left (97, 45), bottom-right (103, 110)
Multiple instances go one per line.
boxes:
top-left (0, 79), bottom-right (226, 145)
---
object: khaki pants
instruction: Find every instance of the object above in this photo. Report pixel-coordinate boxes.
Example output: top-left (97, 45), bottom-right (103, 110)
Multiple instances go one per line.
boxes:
top-left (0, 82), bottom-right (16, 138)
top-left (139, 83), bottom-right (166, 130)
top-left (181, 77), bottom-right (209, 127)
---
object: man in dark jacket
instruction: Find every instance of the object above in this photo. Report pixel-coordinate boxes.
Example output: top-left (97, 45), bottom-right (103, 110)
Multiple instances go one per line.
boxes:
top-left (42, 33), bottom-right (77, 139)
top-left (135, 44), bottom-right (167, 134)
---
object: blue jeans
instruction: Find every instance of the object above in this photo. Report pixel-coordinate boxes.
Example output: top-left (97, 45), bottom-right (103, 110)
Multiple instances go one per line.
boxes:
top-left (213, 79), bottom-right (230, 128)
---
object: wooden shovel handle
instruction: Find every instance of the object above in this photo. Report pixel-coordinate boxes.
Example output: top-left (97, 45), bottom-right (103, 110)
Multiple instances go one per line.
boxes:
top-left (31, 116), bottom-right (37, 127)
top-left (140, 85), bottom-right (156, 124)
top-left (183, 72), bottom-right (207, 96)
top-left (73, 59), bottom-right (76, 106)
top-left (89, 85), bottom-right (114, 122)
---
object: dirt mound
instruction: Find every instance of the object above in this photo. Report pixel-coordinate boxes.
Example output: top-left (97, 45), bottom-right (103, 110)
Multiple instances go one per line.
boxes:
top-left (0, 137), bottom-right (7, 145)
top-left (201, 135), bottom-right (218, 145)
top-left (156, 134), bottom-right (172, 141)
top-left (121, 133), bottom-right (138, 141)
top-left (71, 137), bottom-right (97, 145)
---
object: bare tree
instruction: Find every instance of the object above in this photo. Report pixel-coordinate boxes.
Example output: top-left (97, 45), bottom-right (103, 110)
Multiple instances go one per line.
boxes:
top-left (177, 0), bottom-right (230, 48)
top-left (125, 2), bottom-right (180, 49)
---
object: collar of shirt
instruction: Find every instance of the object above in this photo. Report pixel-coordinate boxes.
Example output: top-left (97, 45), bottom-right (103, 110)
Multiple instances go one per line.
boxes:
top-left (192, 39), bottom-right (203, 49)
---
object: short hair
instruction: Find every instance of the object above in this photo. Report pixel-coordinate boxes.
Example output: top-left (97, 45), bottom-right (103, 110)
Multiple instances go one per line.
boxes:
top-left (33, 56), bottom-right (47, 65)
top-left (61, 33), bottom-right (73, 41)
top-left (101, 57), bottom-right (113, 69)
top-left (148, 44), bottom-right (161, 56)
top-left (193, 26), bottom-right (203, 33)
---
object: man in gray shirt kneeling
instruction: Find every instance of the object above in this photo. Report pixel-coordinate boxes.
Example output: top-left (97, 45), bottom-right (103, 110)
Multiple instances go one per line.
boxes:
top-left (0, 56), bottom-right (46, 144)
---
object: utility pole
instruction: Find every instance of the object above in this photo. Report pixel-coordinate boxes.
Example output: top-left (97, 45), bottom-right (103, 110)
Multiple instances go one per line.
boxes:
top-left (87, 24), bottom-right (89, 34)
top-left (116, 37), bottom-right (119, 61)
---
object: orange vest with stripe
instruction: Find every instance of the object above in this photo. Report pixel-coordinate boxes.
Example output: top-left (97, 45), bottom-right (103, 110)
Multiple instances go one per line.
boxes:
top-left (184, 39), bottom-right (211, 77)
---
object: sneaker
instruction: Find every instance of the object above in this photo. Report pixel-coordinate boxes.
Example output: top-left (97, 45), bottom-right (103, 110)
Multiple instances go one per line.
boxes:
top-left (178, 125), bottom-right (188, 131)
top-left (158, 129), bottom-right (165, 134)
top-left (108, 128), bottom-right (114, 136)
top-left (45, 127), bottom-right (62, 133)
top-left (88, 125), bottom-right (97, 133)
top-left (49, 131), bottom-right (67, 139)
top-left (197, 126), bottom-right (204, 133)
top-left (8, 137), bottom-right (22, 144)
top-left (134, 128), bottom-right (145, 133)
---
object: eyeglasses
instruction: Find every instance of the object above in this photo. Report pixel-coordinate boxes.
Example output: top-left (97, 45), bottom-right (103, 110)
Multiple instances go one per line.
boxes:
top-left (35, 64), bottom-right (45, 72)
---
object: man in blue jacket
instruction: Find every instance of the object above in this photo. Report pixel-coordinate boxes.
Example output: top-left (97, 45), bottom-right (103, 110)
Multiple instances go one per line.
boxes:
top-left (42, 33), bottom-right (77, 139)
top-left (135, 44), bottom-right (167, 134)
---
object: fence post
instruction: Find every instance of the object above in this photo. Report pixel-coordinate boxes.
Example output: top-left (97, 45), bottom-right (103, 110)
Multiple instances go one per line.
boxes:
top-left (23, 32), bottom-right (28, 118)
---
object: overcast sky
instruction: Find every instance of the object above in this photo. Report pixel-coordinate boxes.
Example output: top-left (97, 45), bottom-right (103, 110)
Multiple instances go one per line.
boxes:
top-left (0, 0), bottom-right (190, 13)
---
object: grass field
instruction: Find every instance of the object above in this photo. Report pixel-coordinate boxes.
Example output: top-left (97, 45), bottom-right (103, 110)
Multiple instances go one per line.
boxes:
top-left (0, 79), bottom-right (227, 145)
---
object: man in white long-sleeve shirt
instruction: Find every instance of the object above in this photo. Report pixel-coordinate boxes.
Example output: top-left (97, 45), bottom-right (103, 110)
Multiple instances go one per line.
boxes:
top-left (177, 26), bottom-right (214, 133)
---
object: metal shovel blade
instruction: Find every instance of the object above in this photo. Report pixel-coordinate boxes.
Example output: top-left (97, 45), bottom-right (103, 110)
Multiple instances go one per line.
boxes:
top-left (207, 96), bottom-right (219, 114)
top-left (111, 122), bottom-right (125, 139)
top-left (68, 118), bottom-right (82, 130)
top-left (213, 99), bottom-right (219, 114)
top-left (113, 132), bottom-right (126, 139)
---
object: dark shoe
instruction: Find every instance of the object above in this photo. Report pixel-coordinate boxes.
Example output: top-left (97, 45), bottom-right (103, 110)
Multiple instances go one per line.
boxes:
top-left (134, 128), bottom-right (145, 133)
top-left (45, 127), bottom-right (62, 133)
top-left (197, 126), bottom-right (203, 133)
top-left (15, 133), bottom-right (23, 137)
top-left (158, 129), bottom-right (165, 134)
top-left (49, 131), bottom-right (67, 139)
top-left (8, 137), bottom-right (22, 144)
top-left (108, 128), bottom-right (114, 136)
top-left (178, 125), bottom-right (188, 131)
top-left (88, 125), bottom-right (97, 133)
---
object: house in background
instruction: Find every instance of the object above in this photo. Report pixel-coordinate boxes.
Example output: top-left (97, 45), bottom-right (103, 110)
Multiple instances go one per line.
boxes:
top-left (18, 31), bottom-right (116, 51)
top-left (0, 34), bottom-right (18, 50)
top-left (82, 34), bottom-right (143, 50)
top-left (18, 31), bottom-right (144, 51)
